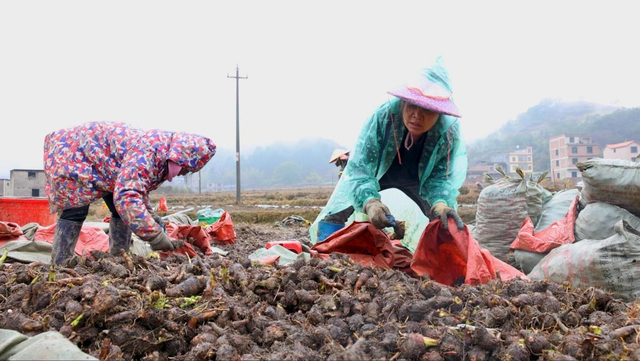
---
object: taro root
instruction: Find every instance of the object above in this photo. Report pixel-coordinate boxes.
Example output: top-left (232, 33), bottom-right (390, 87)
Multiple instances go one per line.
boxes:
top-left (521, 330), bottom-right (551, 355)
top-left (347, 314), bottom-right (364, 332)
top-left (0, 310), bottom-right (44, 332)
top-left (64, 299), bottom-right (84, 319)
top-left (101, 259), bottom-right (128, 278)
top-left (165, 276), bottom-right (206, 297)
top-left (559, 333), bottom-right (587, 359)
top-left (185, 342), bottom-right (215, 361)
top-left (327, 338), bottom-right (366, 361)
top-left (397, 333), bottom-right (427, 359)
top-left (474, 325), bottom-right (499, 350)
top-left (92, 285), bottom-right (120, 314)
top-left (467, 348), bottom-right (490, 361)
top-left (439, 331), bottom-right (463, 361)
top-left (145, 274), bottom-right (168, 292)
top-left (380, 332), bottom-right (399, 351)
top-left (398, 300), bottom-right (430, 322)
top-left (500, 341), bottom-right (530, 361)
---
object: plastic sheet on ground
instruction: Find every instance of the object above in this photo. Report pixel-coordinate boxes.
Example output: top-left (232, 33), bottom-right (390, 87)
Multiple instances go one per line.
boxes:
top-left (310, 221), bottom-right (414, 274)
top-left (34, 223), bottom-right (110, 256)
top-left (0, 329), bottom-right (96, 360)
top-left (412, 219), bottom-right (527, 286)
top-left (0, 240), bottom-right (53, 264)
top-left (249, 245), bottom-right (310, 266)
top-left (275, 215), bottom-right (310, 227)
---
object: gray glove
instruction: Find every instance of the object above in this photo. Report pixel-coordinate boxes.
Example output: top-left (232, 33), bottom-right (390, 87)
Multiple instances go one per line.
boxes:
top-left (148, 232), bottom-right (175, 251)
top-left (431, 202), bottom-right (464, 230)
top-left (364, 198), bottom-right (395, 229)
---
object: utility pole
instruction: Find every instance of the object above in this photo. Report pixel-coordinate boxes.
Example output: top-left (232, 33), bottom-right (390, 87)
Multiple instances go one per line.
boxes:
top-left (227, 65), bottom-right (248, 204)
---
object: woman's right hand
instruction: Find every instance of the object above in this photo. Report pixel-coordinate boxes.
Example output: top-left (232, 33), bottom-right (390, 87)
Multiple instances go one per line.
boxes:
top-left (364, 198), bottom-right (395, 229)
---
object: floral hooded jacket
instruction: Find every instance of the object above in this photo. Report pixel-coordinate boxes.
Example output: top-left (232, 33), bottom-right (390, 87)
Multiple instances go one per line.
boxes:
top-left (44, 122), bottom-right (216, 241)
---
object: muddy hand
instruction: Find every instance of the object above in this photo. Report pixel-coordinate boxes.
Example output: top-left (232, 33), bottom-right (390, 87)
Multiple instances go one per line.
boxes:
top-left (431, 202), bottom-right (464, 230)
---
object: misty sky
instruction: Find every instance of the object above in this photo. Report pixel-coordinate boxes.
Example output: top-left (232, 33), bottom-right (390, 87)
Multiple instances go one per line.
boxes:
top-left (1, 1), bottom-right (639, 178)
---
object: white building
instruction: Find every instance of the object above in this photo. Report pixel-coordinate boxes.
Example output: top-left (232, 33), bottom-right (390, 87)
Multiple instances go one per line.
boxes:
top-left (603, 140), bottom-right (639, 162)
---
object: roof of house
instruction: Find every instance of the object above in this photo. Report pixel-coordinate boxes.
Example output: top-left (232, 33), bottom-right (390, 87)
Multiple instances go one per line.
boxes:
top-left (606, 140), bottom-right (637, 149)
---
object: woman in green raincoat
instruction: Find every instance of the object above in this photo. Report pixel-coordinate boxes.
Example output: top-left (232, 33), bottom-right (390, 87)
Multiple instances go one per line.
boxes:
top-left (311, 58), bottom-right (468, 243)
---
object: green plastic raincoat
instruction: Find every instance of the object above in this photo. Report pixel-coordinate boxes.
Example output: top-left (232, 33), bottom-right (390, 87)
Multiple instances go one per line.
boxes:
top-left (310, 66), bottom-right (467, 245)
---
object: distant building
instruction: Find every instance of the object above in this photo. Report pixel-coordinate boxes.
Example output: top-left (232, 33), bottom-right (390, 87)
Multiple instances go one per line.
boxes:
top-left (0, 179), bottom-right (10, 196)
top-left (6, 169), bottom-right (47, 197)
top-left (549, 134), bottom-right (600, 183)
top-left (489, 146), bottom-right (533, 175)
top-left (603, 140), bottom-right (639, 162)
top-left (508, 146), bottom-right (534, 174)
top-left (466, 161), bottom-right (506, 183)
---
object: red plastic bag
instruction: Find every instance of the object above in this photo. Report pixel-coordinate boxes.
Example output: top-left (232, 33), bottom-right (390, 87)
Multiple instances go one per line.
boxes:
top-left (310, 221), bottom-right (413, 272)
top-left (0, 221), bottom-right (27, 246)
top-left (159, 242), bottom-right (197, 259)
top-left (158, 197), bottom-right (168, 212)
top-left (206, 212), bottom-right (237, 244)
top-left (510, 196), bottom-right (579, 253)
top-left (165, 223), bottom-right (213, 255)
top-left (34, 224), bottom-right (110, 256)
top-left (411, 219), bottom-right (527, 286)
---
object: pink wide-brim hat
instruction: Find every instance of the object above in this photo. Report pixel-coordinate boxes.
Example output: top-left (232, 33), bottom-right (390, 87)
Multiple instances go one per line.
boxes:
top-left (388, 82), bottom-right (461, 118)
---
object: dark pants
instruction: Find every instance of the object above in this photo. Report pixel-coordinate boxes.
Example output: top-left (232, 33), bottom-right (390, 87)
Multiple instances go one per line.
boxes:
top-left (60, 193), bottom-right (120, 222)
top-left (324, 183), bottom-right (431, 224)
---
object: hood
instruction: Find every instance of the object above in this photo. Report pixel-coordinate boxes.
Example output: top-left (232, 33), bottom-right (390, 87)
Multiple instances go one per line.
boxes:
top-left (167, 132), bottom-right (217, 173)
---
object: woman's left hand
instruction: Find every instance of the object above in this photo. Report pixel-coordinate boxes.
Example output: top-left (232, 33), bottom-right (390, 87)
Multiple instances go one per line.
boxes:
top-left (431, 202), bottom-right (464, 230)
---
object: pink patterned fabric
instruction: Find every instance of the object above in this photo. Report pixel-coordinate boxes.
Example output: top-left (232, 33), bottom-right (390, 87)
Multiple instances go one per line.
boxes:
top-left (388, 84), bottom-right (461, 118)
top-left (43, 122), bottom-right (216, 241)
top-left (165, 160), bottom-right (183, 182)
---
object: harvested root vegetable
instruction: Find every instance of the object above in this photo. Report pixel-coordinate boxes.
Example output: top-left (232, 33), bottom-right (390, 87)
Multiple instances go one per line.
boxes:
top-left (165, 276), bottom-right (206, 297)
top-left (144, 274), bottom-right (168, 292)
top-left (92, 286), bottom-right (120, 315)
top-left (0, 310), bottom-right (44, 332)
top-left (397, 333), bottom-right (429, 359)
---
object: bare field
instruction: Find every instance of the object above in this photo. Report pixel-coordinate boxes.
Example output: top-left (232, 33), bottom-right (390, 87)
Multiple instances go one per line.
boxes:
top-left (87, 185), bottom-right (486, 225)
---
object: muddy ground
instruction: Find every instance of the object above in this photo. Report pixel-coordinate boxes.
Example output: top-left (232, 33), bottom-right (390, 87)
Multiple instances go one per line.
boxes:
top-left (2, 223), bottom-right (640, 360)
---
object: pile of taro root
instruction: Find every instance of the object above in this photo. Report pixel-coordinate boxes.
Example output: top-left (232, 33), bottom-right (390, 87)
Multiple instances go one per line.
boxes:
top-left (2, 223), bottom-right (640, 360)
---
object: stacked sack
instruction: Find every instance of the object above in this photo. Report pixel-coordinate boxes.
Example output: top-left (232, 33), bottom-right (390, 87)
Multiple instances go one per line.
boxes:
top-left (529, 158), bottom-right (640, 300)
top-left (472, 167), bottom-right (549, 266)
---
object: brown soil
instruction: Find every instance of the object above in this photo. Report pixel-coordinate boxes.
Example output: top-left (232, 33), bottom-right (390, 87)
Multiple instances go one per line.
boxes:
top-left (1, 222), bottom-right (640, 360)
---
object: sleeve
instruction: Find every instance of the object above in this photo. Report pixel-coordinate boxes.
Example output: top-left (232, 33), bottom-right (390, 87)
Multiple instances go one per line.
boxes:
top-left (341, 106), bottom-right (388, 212)
top-left (423, 121), bottom-right (468, 211)
top-left (113, 150), bottom-right (163, 242)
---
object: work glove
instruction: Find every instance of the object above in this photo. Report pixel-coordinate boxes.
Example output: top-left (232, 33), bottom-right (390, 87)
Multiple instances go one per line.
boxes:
top-left (151, 212), bottom-right (167, 233)
top-left (364, 198), bottom-right (395, 229)
top-left (148, 232), bottom-right (175, 251)
top-left (431, 202), bottom-right (464, 230)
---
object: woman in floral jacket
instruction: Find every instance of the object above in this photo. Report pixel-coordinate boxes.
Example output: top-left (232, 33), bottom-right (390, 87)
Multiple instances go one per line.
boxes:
top-left (44, 122), bottom-right (216, 264)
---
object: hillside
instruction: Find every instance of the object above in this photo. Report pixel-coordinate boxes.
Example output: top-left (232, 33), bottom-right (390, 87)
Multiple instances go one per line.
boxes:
top-left (466, 99), bottom-right (640, 172)
top-left (160, 138), bottom-right (347, 192)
